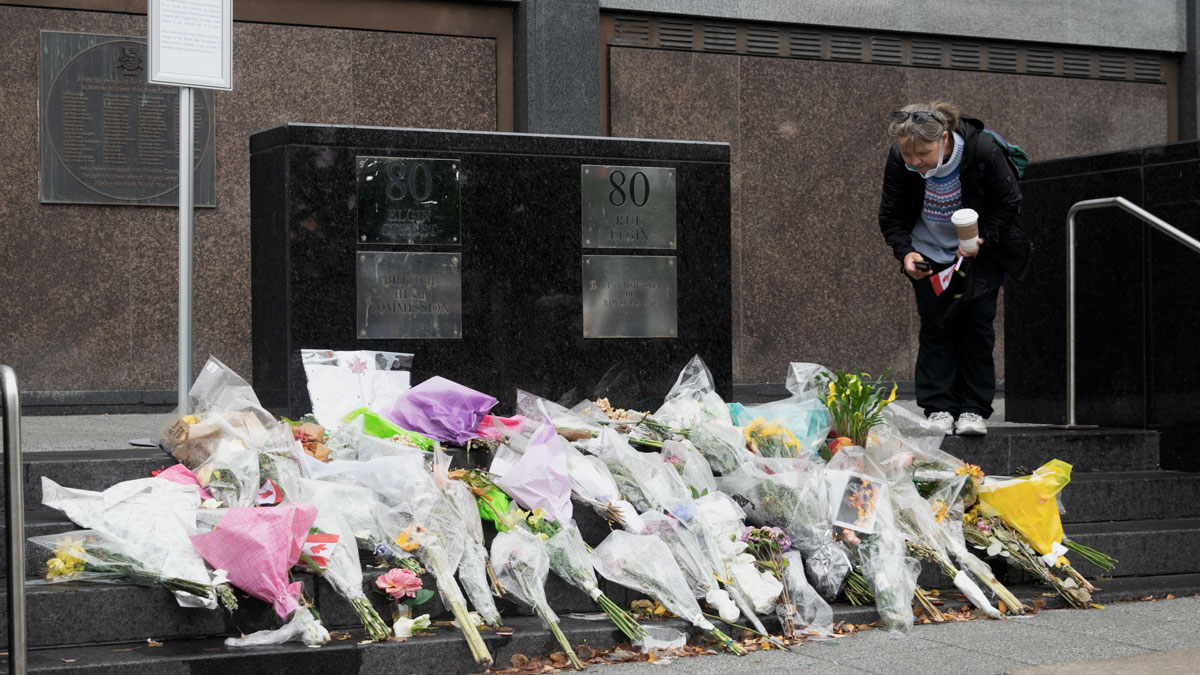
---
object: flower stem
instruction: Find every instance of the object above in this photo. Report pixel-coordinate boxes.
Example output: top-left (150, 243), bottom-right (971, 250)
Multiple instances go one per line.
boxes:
top-left (352, 595), bottom-right (392, 641)
top-left (596, 592), bottom-right (648, 641)
top-left (708, 626), bottom-right (746, 656)
top-left (544, 614), bottom-right (584, 670)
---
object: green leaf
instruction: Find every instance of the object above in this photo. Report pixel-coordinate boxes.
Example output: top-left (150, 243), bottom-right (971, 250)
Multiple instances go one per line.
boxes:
top-left (405, 588), bottom-right (436, 606)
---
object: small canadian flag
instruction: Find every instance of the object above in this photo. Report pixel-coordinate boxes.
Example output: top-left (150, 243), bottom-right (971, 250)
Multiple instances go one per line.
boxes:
top-left (930, 257), bottom-right (964, 296)
top-left (256, 478), bottom-right (284, 506)
top-left (302, 532), bottom-right (340, 570)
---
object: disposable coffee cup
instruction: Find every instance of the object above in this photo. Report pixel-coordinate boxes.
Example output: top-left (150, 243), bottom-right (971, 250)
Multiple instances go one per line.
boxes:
top-left (951, 208), bottom-right (979, 252)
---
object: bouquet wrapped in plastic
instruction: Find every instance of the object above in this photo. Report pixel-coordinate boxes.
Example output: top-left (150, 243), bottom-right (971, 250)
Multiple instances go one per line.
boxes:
top-left (190, 502), bottom-right (330, 647)
top-left (494, 416), bottom-right (573, 524)
top-left (386, 376), bottom-right (497, 445)
top-left (433, 448), bottom-right (502, 626)
top-left (777, 550), bottom-right (834, 636)
top-left (34, 530), bottom-right (236, 610)
top-left (653, 355), bottom-right (732, 430)
top-left (491, 529), bottom-right (583, 670)
top-left (300, 349), bottom-right (413, 430)
top-left (584, 428), bottom-right (690, 513)
top-left (41, 476), bottom-right (229, 609)
top-left (544, 525), bottom-right (646, 642)
top-left (661, 439), bottom-right (718, 499)
top-left (592, 530), bottom-right (745, 655)
top-left (290, 479), bottom-right (391, 640)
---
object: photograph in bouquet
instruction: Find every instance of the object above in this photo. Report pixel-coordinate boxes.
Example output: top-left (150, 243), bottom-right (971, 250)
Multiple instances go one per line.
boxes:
top-left (830, 472), bottom-right (882, 534)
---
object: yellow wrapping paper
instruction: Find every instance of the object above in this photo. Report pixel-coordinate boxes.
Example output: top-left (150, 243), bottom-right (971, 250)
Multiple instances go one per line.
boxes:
top-left (977, 459), bottom-right (1073, 557)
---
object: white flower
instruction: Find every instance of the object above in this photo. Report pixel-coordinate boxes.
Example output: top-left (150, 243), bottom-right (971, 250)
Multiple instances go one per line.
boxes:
top-left (393, 613), bottom-right (432, 638)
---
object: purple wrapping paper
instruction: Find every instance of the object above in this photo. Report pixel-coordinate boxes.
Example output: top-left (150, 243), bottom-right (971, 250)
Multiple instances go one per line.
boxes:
top-left (495, 419), bottom-right (574, 524)
top-left (385, 376), bottom-right (498, 445)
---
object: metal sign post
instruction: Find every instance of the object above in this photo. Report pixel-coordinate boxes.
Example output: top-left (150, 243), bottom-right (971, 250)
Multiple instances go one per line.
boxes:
top-left (148, 0), bottom-right (233, 413)
top-left (178, 85), bottom-right (194, 413)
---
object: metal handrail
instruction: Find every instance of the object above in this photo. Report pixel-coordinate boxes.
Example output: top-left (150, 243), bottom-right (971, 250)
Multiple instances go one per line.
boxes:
top-left (1067, 197), bottom-right (1200, 427)
top-left (3, 365), bottom-right (25, 675)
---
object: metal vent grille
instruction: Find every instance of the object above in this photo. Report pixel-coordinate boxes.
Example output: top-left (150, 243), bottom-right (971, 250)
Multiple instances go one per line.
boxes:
top-left (788, 31), bottom-right (822, 59)
top-left (1026, 48), bottom-right (1056, 74)
top-left (611, 16), bottom-right (650, 47)
top-left (746, 27), bottom-right (781, 55)
top-left (871, 36), bottom-right (903, 64)
top-left (829, 33), bottom-right (863, 61)
top-left (703, 23), bottom-right (737, 52)
top-left (658, 20), bottom-right (694, 50)
top-left (911, 40), bottom-right (943, 67)
top-left (1133, 56), bottom-right (1163, 82)
top-left (949, 43), bottom-right (981, 69)
top-left (987, 45), bottom-right (1018, 71)
top-left (604, 16), bottom-right (1172, 85)
top-left (1062, 51), bottom-right (1092, 77)
top-left (1098, 54), bottom-right (1128, 79)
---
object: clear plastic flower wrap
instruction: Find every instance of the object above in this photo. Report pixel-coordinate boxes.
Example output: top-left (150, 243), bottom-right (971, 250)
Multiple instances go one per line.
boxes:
top-left (160, 357), bottom-right (294, 474)
top-left (662, 439), bottom-right (718, 498)
top-left (717, 455), bottom-right (851, 600)
top-left (687, 420), bottom-right (751, 476)
top-left (491, 529), bottom-right (583, 670)
top-left (584, 428), bottom-right (690, 512)
top-left (592, 530), bottom-right (745, 655)
top-left (731, 363), bottom-right (832, 459)
top-left (632, 511), bottom-right (717, 598)
top-left (289, 479), bottom-right (392, 640)
top-left (653, 355), bottom-right (732, 430)
top-left (293, 478), bottom-right (420, 572)
top-left (544, 524), bottom-right (647, 642)
top-left (40, 476), bottom-right (226, 609)
top-left (778, 550), bottom-right (834, 636)
top-left (432, 448), bottom-right (501, 627)
top-left (33, 529), bottom-right (234, 610)
top-left (515, 389), bottom-right (606, 441)
top-left (826, 446), bottom-right (917, 633)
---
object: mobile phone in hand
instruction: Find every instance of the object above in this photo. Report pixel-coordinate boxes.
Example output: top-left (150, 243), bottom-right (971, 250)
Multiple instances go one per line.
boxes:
top-left (913, 260), bottom-right (932, 272)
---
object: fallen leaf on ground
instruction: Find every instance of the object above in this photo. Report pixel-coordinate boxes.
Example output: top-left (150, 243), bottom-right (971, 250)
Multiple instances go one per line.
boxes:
top-left (61, 659), bottom-right (76, 663)
top-left (146, 640), bottom-right (163, 647)
top-left (510, 654), bottom-right (530, 668)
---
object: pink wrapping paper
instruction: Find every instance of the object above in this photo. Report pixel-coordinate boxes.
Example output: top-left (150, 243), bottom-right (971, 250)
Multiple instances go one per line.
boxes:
top-left (191, 502), bottom-right (318, 619)
top-left (154, 464), bottom-right (215, 500)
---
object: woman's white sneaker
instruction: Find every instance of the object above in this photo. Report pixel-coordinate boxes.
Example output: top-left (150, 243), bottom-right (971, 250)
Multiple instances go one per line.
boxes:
top-left (955, 412), bottom-right (987, 436)
top-left (927, 411), bottom-right (955, 434)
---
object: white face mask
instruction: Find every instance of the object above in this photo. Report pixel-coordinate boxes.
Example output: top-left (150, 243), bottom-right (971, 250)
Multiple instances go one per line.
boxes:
top-left (904, 137), bottom-right (945, 179)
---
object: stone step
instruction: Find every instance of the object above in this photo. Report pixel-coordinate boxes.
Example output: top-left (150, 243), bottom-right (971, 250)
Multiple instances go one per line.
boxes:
top-left (939, 427), bottom-right (1159, 474)
top-left (12, 573), bottom-right (1200, 674)
top-left (1065, 517), bottom-right (1200, 578)
top-left (0, 449), bottom-right (168, 512)
top-left (1062, 471), bottom-right (1200, 523)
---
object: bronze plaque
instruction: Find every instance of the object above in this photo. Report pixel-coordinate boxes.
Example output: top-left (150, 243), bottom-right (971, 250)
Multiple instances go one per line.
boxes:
top-left (357, 252), bottom-right (463, 339)
top-left (40, 31), bottom-right (215, 206)
top-left (357, 156), bottom-right (462, 245)
top-left (581, 165), bottom-right (676, 249)
top-left (582, 255), bottom-right (678, 338)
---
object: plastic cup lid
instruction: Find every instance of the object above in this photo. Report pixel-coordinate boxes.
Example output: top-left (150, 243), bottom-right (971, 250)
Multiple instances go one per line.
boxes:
top-left (951, 208), bottom-right (978, 225)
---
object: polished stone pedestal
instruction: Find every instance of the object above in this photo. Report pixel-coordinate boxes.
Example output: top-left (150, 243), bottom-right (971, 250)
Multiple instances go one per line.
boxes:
top-left (250, 124), bottom-right (731, 416)
top-left (1005, 141), bottom-right (1200, 470)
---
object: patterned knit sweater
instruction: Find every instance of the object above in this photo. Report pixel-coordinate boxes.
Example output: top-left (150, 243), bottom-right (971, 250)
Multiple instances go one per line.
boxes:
top-left (911, 131), bottom-right (965, 263)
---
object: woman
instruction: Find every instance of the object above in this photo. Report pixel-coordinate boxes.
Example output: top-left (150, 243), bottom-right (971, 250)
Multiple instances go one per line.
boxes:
top-left (878, 101), bottom-right (1030, 436)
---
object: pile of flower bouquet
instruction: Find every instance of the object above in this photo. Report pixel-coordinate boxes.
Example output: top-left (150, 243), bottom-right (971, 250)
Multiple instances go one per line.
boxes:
top-left (35, 354), bottom-right (1115, 668)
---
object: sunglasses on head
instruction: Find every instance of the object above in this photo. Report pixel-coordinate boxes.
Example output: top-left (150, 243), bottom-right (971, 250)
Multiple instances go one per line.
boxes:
top-left (891, 111), bottom-right (943, 126)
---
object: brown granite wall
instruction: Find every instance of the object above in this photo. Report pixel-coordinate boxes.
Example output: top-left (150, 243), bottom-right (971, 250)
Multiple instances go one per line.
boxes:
top-left (0, 6), bottom-right (497, 393)
top-left (609, 47), bottom-right (1168, 384)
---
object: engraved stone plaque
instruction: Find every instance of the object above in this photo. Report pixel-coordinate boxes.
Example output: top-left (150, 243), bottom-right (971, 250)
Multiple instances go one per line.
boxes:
top-left (40, 31), bottom-right (216, 206)
top-left (357, 156), bottom-right (462, 244)
top-left (357, 252), bottom-right (463, 339)
top-left (582, 255), bottom-right (677, 338)
top-left (581, 165), bottom-right (676, 249)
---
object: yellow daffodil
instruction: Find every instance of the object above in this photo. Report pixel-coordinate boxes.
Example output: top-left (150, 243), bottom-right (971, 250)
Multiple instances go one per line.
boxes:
top-left (883, 383), bottom-right (897, 406)
top-left (527, 508), bottom-right (547, 527)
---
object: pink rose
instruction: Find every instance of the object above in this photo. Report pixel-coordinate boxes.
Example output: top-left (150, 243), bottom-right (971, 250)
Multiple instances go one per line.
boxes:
top-left (375, 568), bottom-right (422, 600)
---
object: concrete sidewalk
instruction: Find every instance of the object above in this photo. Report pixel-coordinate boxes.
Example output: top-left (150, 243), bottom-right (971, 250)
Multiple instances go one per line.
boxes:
top-left (593, 596), bottom-right (1200, 675)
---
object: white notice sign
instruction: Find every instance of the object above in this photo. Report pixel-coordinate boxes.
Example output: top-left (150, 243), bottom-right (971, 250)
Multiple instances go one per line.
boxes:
top-left (148, 0), bottom-right (233, 90)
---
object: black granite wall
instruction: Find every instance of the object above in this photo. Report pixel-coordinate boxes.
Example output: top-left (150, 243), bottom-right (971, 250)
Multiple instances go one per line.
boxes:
top-left (1006, 142), bottom-right (1200, 470)
top-left (250, 124), bottom-right (732, 416)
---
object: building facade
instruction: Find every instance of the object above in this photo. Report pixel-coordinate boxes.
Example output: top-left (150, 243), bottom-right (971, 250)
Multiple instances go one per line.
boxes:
top-left (1, 0), bottom-right (1188, 407)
